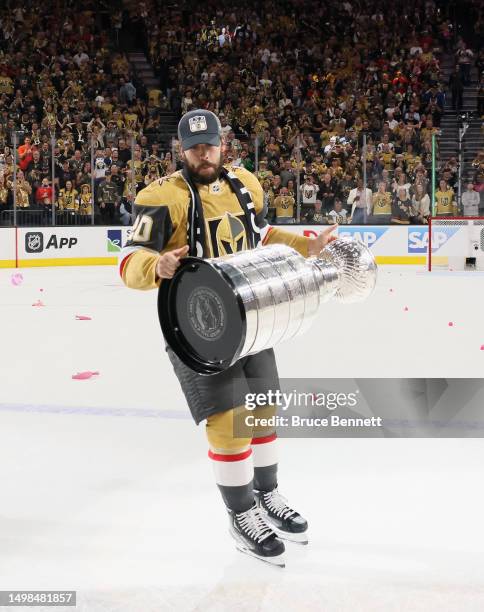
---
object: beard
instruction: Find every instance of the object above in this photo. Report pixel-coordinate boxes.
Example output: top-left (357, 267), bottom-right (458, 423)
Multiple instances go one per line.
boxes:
top-left (183, 153), bottom-right (224, 185)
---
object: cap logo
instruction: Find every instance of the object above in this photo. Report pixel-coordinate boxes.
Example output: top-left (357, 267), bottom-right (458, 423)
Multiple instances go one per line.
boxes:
top-left (189, 116), bottom-right (207, 132)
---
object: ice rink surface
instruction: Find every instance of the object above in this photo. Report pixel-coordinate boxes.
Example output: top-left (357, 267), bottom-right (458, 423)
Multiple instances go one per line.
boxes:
top-left (1, 263), bottom-right (484, 612)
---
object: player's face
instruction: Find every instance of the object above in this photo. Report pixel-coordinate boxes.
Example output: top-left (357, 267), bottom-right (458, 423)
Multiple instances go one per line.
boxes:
top-left (182, 143), bottom-right (224, 185)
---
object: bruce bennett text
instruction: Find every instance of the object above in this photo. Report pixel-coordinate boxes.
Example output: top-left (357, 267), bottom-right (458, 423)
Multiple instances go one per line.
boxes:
top-left (244, 415), bottom-right (383, 428)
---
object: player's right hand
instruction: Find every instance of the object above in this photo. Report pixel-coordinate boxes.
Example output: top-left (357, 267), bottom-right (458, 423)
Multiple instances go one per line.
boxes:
top-left (156, 245), bottom-right (189, 280)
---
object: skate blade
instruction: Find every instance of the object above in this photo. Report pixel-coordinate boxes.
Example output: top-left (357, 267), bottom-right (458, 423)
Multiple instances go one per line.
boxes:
top-left (271, 526), bottom-right (309, 545)
top-left (235, 542), bottom-right (286, 568)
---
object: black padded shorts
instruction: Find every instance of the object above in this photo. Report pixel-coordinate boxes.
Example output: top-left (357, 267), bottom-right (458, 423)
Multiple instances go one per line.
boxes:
top-left (166, 347), bottom-right (280, 424)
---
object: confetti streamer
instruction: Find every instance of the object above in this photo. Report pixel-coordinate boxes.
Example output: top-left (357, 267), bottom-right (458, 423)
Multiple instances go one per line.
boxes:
top-left (71, 371), bottom-right (100, 380)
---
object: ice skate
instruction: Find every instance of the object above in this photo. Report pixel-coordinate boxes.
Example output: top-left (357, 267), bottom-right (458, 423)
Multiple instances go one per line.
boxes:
top-left (228, 502), bottom-right (286, 567)
top-left (254, 488), bottom-right (309, 545)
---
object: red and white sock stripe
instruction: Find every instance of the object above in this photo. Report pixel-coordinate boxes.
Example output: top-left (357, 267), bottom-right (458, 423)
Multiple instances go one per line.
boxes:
top-left (208, 447), bottom-right (253, 487)
top-left (251, 433), bottom-right (278, 468)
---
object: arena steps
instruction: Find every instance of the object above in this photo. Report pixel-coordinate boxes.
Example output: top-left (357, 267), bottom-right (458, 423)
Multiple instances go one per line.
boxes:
top-left (438, 53), bottom-right (480, 165)
top-left (127, 51), bottom-right (160, 89)
top-left (126, 49), bottom-right (179, 149)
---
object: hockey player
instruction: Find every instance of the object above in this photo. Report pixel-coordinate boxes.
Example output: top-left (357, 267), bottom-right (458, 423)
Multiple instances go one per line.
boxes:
top-left (119, 110), bottom-right (336, 567)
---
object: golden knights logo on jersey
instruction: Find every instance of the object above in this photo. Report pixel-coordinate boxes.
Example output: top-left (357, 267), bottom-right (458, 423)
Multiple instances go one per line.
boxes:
top-left (206, 212), bottom-right (249, 257)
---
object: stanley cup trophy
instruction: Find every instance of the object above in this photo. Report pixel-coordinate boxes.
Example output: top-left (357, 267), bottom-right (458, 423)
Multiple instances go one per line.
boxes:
top-left (158, 238), bottom-right (377, 375)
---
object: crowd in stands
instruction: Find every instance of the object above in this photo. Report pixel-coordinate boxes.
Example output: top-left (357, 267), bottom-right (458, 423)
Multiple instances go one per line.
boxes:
top-left (0, 0), bottom-right (482, 227)
top-left (0, 0), bottom-right (172, 225)
top-left (113, 0), bottom-right (484, 223)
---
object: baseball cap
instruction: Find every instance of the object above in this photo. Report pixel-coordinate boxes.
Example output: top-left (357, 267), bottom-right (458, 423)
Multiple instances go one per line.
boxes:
top-left (177, 109), bottom-right (222, 150)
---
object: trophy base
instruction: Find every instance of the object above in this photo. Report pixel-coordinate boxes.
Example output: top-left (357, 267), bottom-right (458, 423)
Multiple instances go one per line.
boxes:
top-left (158, 257), bottom-right (247, 375)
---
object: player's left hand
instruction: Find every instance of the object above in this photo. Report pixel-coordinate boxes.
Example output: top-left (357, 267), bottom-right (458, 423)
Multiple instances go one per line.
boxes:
top-left (307, 224), bottom-right (338, 257)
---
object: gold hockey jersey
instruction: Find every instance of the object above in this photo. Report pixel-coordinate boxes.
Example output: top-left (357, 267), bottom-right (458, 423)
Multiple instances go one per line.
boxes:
top-left (372, 192), bottom-right (392, 215)
top-left (58, 188), bottom-right (79, 211)
top-left (435, 189), bottom-right (456, 216)
top-left (120, 165), bottom-right (309, 290)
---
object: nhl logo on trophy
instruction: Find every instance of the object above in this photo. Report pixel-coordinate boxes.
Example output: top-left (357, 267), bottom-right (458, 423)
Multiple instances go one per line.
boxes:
top-left (158, 238), bottom-right (378, 375)
top-left (187, 286), bottom-right (226, 341)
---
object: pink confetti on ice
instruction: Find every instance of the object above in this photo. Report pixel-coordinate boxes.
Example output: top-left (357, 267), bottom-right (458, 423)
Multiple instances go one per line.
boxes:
top-left (32, 299), bottom-right (45, 307)
top-left (10, 273), bottom-right (23, 286)
top-left (404, 306), bottom-right (409, 312)
top-left (71, 371), bottom-right (100, 380)
top-left (389, 288), bottom-right (394, 293)
top-left (448, 322), bottom-right (454, 327)
top-left (75, 315), bottom-right (92, 321)
top-left (39, 288), bottom-right (44, 292)
top-left (480, 345), bottom-right (484, 351)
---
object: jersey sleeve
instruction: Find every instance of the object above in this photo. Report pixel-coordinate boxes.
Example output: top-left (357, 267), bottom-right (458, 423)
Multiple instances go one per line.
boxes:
top-left (119, 179), bottom-right (188, 290)
top-left (263, 225), bottom-right (309, 257)
top-left (235, 166), bottom-right (310, 258)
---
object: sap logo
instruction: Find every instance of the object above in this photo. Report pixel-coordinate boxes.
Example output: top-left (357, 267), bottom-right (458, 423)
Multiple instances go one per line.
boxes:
top-left (408, 229), bottom-right (429, 253)
top-left (338, 227), bottom-right (388, 247)
top-left (25, 232), bottom-right (77, 253)
top-left (408, 227), bottom-right (460, 253)
top-left (107, 229), bottom-right (122, 253)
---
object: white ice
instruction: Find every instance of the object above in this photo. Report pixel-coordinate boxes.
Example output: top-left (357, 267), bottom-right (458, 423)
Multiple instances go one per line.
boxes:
top-left (1, 264), bottom-right (484, 612)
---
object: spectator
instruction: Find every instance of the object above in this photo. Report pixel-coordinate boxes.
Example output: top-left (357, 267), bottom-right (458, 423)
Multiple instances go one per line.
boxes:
top-left (35, 177), bottom-right (53, 208)
top-left (110, 164), bottom-right (124, 193)
top-left (18, 137), bottom-right (35, 172)
top-left (370, 180), bottom-right (393, 224)
top-left (279, 159), bottom-right (296, 188)
top-left (273, 187), bottom-right (295, 224)
top-left (391, 187), bottom-right (416, 225)
top-left (448, 67), bottom-right (464, 112)
top-left (93, 150), bottom-right (108, 193)
top-left (327, 198), bottom-right (349, 225)
top-left (392, 172), bottom-right (412, 200)
top-left (13, 170), bottom-right (32, 209)
top-left (119, 78), bottom-right (137, 105)
top-left (348, 179), bottom-right (372, 224)
top-left (262, 178), bottom-right (275, 222)
top-left (455, 42), bottom-right (474, 86)
top-left (77, 162), bottom-right (92, 190)
top-left (59, 160), bottom-right (76, 189)
top-left (304, 200), bottom-right (325, 224)
top-left (97, 170), bottom-right (120, 224)
top-left (435, 179), bottom-right (457, 217)
top-left (0, 173), bottom-right (10, 215)
top-left (462, 183), bottom-right (480, 216)
top-left (319, 172), bottom-right (338, 213)
top-left (79, 184), bottom-right (93, 219)
top-left (256, 159), bottom-right (273, 183)
top-left (58, 180), bottom-right (79, 213)
top-left (300, 175), bottom-right (319, 208)
top-left (117, 139), bottom-right (132, 164)
top-left (411, 183), bottom-right (430, 223)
